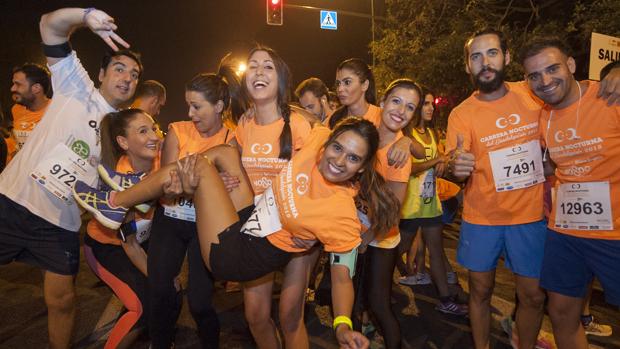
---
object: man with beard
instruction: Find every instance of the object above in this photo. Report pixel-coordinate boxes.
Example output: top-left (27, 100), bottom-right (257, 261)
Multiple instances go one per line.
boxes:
top-left (7, 63), bottom-right (52, 161)
top-left (446, 29), bottom-right (550, 349)
top-left (447, 29), bottom-right (620, 349)
top-left (0, 7), bottom-right (141, 348)
top-left (522, 37), bottom-right (620, 349)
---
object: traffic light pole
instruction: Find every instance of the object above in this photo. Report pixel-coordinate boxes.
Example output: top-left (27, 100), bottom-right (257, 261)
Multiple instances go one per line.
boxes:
top-left (371, 0), bottom-right (375, 67)
top-left (284, 3), bottom-right (384, 67)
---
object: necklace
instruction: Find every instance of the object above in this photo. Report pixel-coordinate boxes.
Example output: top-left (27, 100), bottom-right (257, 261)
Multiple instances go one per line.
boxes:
top-left (543, 80), bottom-right (582, 161)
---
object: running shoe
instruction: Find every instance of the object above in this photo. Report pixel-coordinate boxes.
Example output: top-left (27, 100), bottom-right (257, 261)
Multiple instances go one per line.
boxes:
top-left (73, 180), bottom-right (127, 230)
top-left (97, 164), bottom-right (150, 213)
top-left (361, 321), bottom-right (376, 337)
top-left (501, 316), bottom-right (554, 349)
top-left (398, 272), bottom-right (432, 286)
top-left (447, 271), bottom-right (458, 284)
top-left (583, 315), bottom-right (613, 337)
top-left (435, 300), bottom-right (468, 316)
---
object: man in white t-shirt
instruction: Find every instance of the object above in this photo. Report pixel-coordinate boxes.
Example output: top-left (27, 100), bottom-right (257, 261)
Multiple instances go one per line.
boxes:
top-left (0, 8), bottom-right (141, 348)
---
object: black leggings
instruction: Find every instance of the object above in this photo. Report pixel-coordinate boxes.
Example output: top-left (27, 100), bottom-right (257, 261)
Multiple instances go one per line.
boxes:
top-left (148, 206), bottom-right (219, 349)
top-left (85, 235), bottom-right (149, 330)
top-left (365, 246), bottom-right (401, 349)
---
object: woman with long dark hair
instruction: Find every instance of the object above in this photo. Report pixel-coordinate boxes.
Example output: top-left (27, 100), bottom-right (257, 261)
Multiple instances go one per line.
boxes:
top-left (399, 88), bottom-right (467, 315)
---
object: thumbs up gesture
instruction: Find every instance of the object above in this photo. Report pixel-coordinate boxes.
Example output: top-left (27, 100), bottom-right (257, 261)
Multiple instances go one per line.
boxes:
top-left (449, 133), bottom-right (475, 180)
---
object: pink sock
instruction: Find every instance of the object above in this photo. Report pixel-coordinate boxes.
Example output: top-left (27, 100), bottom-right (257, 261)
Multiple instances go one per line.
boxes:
top-left (109, 191), bottom-right (120, 208)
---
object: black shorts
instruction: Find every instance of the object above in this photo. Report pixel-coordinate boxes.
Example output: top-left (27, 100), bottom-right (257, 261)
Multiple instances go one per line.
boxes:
top-left (399, 216), bottom-right (443, 234)
top-left (0, 194), bottom-right (80, 275)
top-left (210, 205), bottom-right (292, 282)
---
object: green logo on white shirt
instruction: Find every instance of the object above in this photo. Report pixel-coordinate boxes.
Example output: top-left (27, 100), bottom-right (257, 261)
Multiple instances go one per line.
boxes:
top-left (71, 140), bottom-right (90, 159)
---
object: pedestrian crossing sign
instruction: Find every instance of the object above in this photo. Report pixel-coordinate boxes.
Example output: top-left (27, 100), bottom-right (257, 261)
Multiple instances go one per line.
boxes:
top-left (320, 10), bottom-right (337, 30)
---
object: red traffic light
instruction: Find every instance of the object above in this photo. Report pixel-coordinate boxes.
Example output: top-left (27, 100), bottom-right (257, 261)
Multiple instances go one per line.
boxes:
top-left (266, 0), bottom-right (283, 26)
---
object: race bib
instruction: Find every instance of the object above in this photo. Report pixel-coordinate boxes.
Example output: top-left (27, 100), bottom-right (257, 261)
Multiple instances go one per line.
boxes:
top-left (419, 168), bottom-right (435, 199)
top-left (554, 181), bottom-right (613, 231)
top-left (163, 197), bottom-right (196, 222)
top-left (30, 143), bottom-right (96, 203)
top-left (241, 187), bottom-right (282, 237)
top-left (489, 140), bottom-right (544, 192)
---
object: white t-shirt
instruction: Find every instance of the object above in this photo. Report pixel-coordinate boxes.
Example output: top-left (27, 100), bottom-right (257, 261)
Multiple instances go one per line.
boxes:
top-left (0, 51), bottom-right (115, 232)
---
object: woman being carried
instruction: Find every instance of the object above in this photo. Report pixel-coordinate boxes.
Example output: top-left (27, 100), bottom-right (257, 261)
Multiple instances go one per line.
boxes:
top-left (74, 117), bottom-right (398, 349)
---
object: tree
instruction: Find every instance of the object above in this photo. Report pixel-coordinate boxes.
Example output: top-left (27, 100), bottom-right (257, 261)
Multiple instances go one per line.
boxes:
top-left (371, 0), bottom-right (620, 129)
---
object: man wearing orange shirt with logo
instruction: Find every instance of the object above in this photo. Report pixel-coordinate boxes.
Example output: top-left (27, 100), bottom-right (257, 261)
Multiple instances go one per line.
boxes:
top-left (522, 37), bottom-right (620, 349)
top-left (7, 63), bottom-right (52, 160)
top-left (449, 29), bottom-right (620, 349)
top-left (447, 29), bottom-right (548, 349)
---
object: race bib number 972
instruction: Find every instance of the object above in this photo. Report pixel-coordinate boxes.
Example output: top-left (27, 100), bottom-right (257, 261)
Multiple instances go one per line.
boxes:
top-left (30, 143), bottom-right (95, 203)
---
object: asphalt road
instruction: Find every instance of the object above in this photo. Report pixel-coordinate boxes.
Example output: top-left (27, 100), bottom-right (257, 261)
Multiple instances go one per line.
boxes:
top-left (0, 222), bottom-right (618, 349)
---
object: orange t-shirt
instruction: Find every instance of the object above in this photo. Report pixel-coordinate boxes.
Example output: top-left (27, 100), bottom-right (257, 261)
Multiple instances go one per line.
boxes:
top-left (446, 82), bottom-right (544, 225)
top-left (161, 121), bottom-right (234, 207)
top-left (267, 126), bottom-right (362, 253)
top-left (235, 112), bottom-right (311, 195)
top-left (323, 104), bottom-right (382, 129)
top-left (368, 133), bottom-right (411, 249)
top-left (11, 102), bottom-right (50, 150)
top-left (540, 81), bottom-right (620, 240)
top-left (4, 136), bottom-right (17, 165)
top-left (87, 155), bottom-right (160, 245)
top-left (169, 121), bottom-right (234, 155)
top-left (437, 178), bottom-right (461, 201)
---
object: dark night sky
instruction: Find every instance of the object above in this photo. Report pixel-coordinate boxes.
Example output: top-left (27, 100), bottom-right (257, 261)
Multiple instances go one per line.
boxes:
top-left (0, 0), bottom-right (384, 128)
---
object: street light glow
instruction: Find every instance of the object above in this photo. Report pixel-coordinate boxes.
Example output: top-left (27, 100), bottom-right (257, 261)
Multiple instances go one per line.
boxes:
top-left (236, 63), bottom-right (247, 76)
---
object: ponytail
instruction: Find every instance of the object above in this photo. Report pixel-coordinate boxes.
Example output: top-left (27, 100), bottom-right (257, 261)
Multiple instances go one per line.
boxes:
top-left (216, 60), bottom-right (249, 125)
top-left (99, 113), bottom-right (119, 170)
top-left (278, 102), bottom-right (293, 159)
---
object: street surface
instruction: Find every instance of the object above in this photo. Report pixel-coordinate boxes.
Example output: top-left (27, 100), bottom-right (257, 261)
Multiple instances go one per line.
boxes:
top-left (1, 221), bottom-right (618, 348)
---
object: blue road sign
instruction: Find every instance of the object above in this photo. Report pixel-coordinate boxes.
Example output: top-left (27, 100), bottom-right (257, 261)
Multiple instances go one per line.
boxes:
top-left (320, 10), bottom-right (337, 30)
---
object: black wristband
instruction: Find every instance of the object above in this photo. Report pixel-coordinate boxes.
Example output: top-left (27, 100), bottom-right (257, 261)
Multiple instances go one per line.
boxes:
top-left (118, 221), bottom-right (137, 242)
top-left (42, 41), bottom-right (72, 58)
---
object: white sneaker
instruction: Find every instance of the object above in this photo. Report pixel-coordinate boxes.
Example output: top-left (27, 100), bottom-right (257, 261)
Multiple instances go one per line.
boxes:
top-left (583, 315), bottom-right (613, 337)
top-left (398, 272), bottom-right (432, 285)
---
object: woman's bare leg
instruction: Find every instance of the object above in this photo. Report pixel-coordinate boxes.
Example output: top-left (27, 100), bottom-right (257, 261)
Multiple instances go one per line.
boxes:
top-left (112, 162), bottom-right (179, 208)
top-left (191, 145), bottom-right (254, 270)
top-left (279, 248), bottom-right (321, 349)
top-left (243, 274), bottom-right (280, 349)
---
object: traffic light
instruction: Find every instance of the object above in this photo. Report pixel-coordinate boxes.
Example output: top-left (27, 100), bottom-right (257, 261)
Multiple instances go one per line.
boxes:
top-left (434, 96), bottom-right (447, 106)
top-left (266, 0), bottom-right (283, 26)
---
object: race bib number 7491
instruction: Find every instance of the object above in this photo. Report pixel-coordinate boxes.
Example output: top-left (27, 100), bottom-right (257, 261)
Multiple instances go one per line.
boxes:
top-left (489, 140), bottom-right (544, 192)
